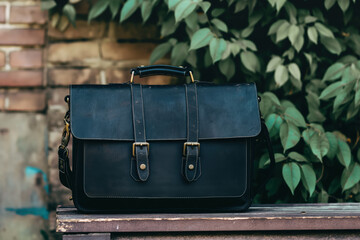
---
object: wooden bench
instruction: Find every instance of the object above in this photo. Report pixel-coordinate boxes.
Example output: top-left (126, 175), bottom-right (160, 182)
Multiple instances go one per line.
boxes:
top-left (56, 203), bottom-right (360, 239)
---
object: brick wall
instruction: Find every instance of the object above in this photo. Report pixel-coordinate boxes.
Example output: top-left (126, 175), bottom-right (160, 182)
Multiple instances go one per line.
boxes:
top-left (0, 1), bottom-right (169, 239)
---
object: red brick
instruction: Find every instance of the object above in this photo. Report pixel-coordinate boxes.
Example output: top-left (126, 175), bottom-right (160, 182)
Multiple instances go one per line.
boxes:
top-left (48, 68), bottom-right (99, 86)
top-left (1, 90), bottom-right (46, 111)
top-left (48, 20), bottom-right (106, 40)
top-left (106, 69), bottom-right (174, 85)
top-left (10, 5), bottom-right (47, 24)
top-left (108, 22), bottom-right (160, 40)
top-left (0, 71), bottom-right (43, 87)
top-left (0, 29), bottom-right (45, 45)
top-left (9, 49), bottom-right (42, 68)
top-left (0, 6), bottom-right (6, 23)
top-left (0, 51), bottom-right (5, 67)
top-left (48, 41), bottom-right (99, 63)
top-left (101, 42), bottom-right (156, 61)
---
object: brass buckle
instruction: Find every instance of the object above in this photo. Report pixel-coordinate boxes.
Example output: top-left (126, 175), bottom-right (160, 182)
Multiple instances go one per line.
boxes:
top-left (132, 142), bottom-right (149, 157)
top-left (183, 142), bottom-right (200, 156)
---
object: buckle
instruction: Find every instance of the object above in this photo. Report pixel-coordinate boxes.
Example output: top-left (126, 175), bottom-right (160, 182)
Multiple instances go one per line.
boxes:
top-left (183, 142), bottom-right (200, 156)
top-left (132, 142), bottom-right (149, 157)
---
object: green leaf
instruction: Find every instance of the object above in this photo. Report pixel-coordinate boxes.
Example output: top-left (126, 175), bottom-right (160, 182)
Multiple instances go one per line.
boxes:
top-left (323, 62), bottom-right (345, 81)
top-left (315, 23), bottom-right (335, 39)
top-left (284, 2), bottom-right (297, 24)
top-left (326, 132), bottom-right (339, 159)
top-left (175, 0), bottom-right (198, 22)
top-left (184, 11), bottom-right (198, 30)
top-left (333, 88), bottom-right (348, 112)
top-left (307, 27), bottom-right (318, 44)
top-left (319, 82), bottom-right (344, 100)
top-left (325, 0), bottom-right (337, 9)
top-left (219, 58), bottom-right (235, 80)
top-left (161, 15), bottom-right (177, 37)
top-left (190, 28), bottom-right (214, 50)
top-left (275, 0), bottom-right (286, 12)
top-left (354, 79), bottom-right (360, 107)
top-left (276, 21), bottom-right (291, 42)
top-left (288, 63), bottom-right (301, 81)
top-left (274, 65), bottom-right (289, 87)
top-left (268, 20), bottom-right (286, 35)
top-left (168, 0), bottom-right (181, 10)
top-left (171, 42), bottom-right (189, 66)
top-left (282, 162), bottom-right (301, 195)
top-left (310, 132), bottom-right (330, 162)
top-left (288, 24), bottom-right (300, 46)
top-left (141, 0), bottom-right (152, 22)
top-left (318, 189), bottom-right (329, 203)
top-left (338, 0), bottom-right (350, 12)
top-left (211, 8), bottom-right (225, 17)
top-left (242, 40), bottom-right (257, 51)
top-left (289, 152), bottom-right (308, 163)
top-left (266, 56), bottom-right (283, 72)
top-left (304, 16), bottom-right (318, 24)
top-left (320, 36), bottom-right (342, 55)
top-left (41, 0), bottom-right (56, 10)
top-left (88, 0), bottom-right (110, 21)
top-left (293, 34), bottom-right (304, 52)
top-left (342, 163), bottom-right (360, 191)
top-left (120, 0), bottom-right (141, 22)
top-left (240, 51), bottom-right (260, 73)
top-left (234, 0), bottom-right (247, 13)
top-left (284, 107), bottom-right (307, 127)
top-left (346, 101), bottom-right (359, 120)
top-left (300, 164), bottom-right (316, 197)
top-left (266, 113), bottom-right (283, 137)
top-left (280, 122), bottom-right (301, 152)
top-left (110, 0), bottom-right (121, 19)
top-left (186, 50), bottom-right (197, 67)
top-left (211, 18), bottom-right (228, 33)
top-left (63, 4), bottom-right (76, 27)
top-left (337, 139), bottom-right (351, 168)
top-left (199, 1), bottom-right (211, 13)
top-left (149, 42), bottom-right (172, 64)
top-left (209, 38), bottom-right (227, 63)
top-left (263, 92), bottom-right (281, 106)
top-left (302, 128), bottom-right (315, 145)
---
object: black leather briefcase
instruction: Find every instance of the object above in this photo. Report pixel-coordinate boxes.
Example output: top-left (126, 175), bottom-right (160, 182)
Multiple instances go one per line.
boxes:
top-left (58, 65), bottom-right (274, 213)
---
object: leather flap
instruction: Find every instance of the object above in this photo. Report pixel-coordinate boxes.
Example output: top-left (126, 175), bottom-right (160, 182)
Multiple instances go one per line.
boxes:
top-left (70, 83), bottom-right (261, 141)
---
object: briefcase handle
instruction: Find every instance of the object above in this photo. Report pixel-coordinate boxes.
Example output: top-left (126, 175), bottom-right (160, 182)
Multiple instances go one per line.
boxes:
top-left (130, 65), bottom-right (194, 83)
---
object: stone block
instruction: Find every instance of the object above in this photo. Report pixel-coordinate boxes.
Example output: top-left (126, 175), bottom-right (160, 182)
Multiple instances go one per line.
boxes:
top-left (0, 51), bottom-right (5, 67)
top-left (48, 68), bottom-right (99, 86)
top-left (0, 70), bottom-right (43, 87)
top-left (10, 5), bottom-right (47, 24)
top-left (9, 49), bottom-right (43, 69)
top-left (48, 41), bottom-right (99, 64)
top-left (0, 6), bottom-right (5, 23)
top-left (0, 112), bottom-right (48, 240)
top-left (0, 29), bottom-right (45, 45)
top-left (1, 90), bottom-right (46, 111)
top-left (48, 20), bottom-right (106, 39)
top-left (101, 42), bottom-right (156, 61)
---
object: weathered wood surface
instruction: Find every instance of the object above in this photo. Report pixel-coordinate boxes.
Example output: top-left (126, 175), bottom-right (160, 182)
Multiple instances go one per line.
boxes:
top-left (57, 203), bottom-right (360, 233)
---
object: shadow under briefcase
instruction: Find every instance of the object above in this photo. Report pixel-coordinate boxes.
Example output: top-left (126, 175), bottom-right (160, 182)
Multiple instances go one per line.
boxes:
top-left (58, 65), bottom-right (274, 213)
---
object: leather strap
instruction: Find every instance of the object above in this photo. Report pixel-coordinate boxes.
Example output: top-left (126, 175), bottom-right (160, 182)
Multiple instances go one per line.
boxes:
top-left (58, 146), bottom-right (72, 190)
top-left (183, 83), bottom-right (201, 182)
top-left (254, 119), bottom-right (276, 196)
top-left (131, 84), bottom-right (150, 182)
top-left (131, 65), bottom-right (191, 78)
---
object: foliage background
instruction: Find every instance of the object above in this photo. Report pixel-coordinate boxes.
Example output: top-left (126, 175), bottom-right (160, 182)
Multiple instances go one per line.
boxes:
top-left (44, 0), bottom-right (360, 204)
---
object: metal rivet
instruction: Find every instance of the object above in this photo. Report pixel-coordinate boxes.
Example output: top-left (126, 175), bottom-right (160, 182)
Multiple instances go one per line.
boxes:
top-left (188, 164), bottom-right (194, 170)
top-left (140, 164), bottom-right (146, 170)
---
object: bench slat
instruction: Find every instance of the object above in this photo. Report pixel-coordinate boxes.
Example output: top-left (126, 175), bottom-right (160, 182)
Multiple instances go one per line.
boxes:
top-left (57, 203), bottom-right (360, 233)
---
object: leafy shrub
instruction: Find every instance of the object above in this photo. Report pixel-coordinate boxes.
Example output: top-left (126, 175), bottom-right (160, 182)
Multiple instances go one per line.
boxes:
top-left (44, 0), bottom-right (360, 203)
